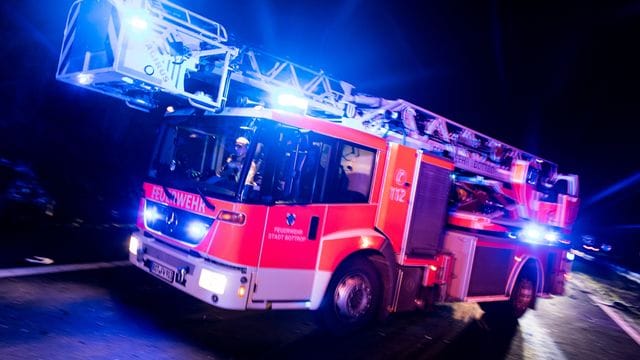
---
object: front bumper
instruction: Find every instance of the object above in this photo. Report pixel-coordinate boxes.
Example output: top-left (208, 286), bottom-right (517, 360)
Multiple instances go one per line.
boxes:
top-left (129, 230), bottom-right (253, 310)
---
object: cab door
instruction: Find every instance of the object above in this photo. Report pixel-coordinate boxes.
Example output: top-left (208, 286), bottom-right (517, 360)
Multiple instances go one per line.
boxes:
top-left (252, 127), bottom-right (328, 302)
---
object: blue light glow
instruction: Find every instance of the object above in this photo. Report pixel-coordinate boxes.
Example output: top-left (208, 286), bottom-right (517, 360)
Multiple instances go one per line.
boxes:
top-left (144, 206), bottom-right (162, 223)
top-left (544, 231), bottom-right (559, 242)
top-left (76, 73), bottom-right (94, 85)
top-left (523, 223), bottom-right (544, 241)
top-left (520, 223), bottom-right (561, 244)
top-left (186, 221), bottom-right (209, 239)
top-left (275, 92), bottom-right (308, 112)
top-left (586, 171), bottom-right (640, 206)
top-left (129, 15), bottom-right (148, 30)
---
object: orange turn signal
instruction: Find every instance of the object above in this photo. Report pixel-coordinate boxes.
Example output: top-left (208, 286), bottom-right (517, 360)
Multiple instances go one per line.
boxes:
top-left (217, 210), bottom-right (246, 224)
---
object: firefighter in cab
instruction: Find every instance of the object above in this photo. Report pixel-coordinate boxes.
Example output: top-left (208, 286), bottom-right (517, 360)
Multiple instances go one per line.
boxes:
top-left (220, 136), bottom-right (250, 182)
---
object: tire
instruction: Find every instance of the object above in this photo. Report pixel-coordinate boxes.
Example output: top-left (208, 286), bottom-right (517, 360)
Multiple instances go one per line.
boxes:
top-left (479, 275), bottom-right (536, 324)
top-left (316, 257), bottom-right (382, 335)
top-left (510, 276), bottom-right (535, 319)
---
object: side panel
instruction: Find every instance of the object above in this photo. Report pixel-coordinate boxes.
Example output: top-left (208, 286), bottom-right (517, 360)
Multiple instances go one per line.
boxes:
top-left (444, 232), bottom-right (516, 300)
top-left (549, 249), bottom-right (572, 295)
top-left (511, 160), bottom-right (535, 219)
top-left (375, 143), bottom-right (418, 254)
top-left (444, 230), bottom-right (568, 301)
top-left (404, 156), bottom-right (452, 257)
top-left (318, 204), bottom-right (380, 272)
top-left (535, 194), bottom-right (580, 229)
top-left (467, 245), bottom-right (514, 296)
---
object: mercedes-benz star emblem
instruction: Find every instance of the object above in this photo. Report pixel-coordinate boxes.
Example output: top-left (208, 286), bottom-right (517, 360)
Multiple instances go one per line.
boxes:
top-left (166, 211), bottom-right (179, 232)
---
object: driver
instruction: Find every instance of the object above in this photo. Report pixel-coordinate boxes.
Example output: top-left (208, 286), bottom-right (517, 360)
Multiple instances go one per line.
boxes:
top-left (220, 136), bottom-right (250, 182)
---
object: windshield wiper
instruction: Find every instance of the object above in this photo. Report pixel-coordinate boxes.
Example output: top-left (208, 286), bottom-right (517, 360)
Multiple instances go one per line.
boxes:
top-left (162, 181), bottom-right (214, 211)
top-left (195, 185), bottom-right (216, 211)
top-left (162, 185), bottom-right (176, 202)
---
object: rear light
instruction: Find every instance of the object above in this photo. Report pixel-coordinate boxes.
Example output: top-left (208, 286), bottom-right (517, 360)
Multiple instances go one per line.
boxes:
top-left (217, 210), bottom-right (246, 224)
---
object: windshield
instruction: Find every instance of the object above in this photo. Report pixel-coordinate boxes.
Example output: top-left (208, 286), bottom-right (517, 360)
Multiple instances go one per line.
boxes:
top-left (148, 115), bottom-right (261, 200)
top-left (148, 114), bottom-right (376, 205)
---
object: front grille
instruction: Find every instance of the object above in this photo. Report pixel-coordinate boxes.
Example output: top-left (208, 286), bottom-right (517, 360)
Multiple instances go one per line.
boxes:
top-left (144, 199), bottom-right (214, 245)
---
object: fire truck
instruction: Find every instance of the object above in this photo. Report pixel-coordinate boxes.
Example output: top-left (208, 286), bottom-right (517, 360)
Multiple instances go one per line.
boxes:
top-left (57, 0), bottom-right (580, 332)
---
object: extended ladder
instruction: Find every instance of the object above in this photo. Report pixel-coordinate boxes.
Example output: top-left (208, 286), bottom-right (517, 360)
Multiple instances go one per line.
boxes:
top-left (56, 0), bottom-right (556, 183)
top-left (57, 0), bottom-right (354, 115)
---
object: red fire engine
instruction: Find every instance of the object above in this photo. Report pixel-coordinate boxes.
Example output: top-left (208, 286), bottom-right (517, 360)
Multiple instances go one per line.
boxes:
top-left (57, 0), bottom-right (580, 332)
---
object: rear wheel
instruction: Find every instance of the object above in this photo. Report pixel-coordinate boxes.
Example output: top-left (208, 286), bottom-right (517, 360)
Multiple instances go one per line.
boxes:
top-left (480, 275), bottom-right (536, 324)
top-left (317, 257), bottom-right (382, 335)
top-left (510, 276), bottom-right (535, 318)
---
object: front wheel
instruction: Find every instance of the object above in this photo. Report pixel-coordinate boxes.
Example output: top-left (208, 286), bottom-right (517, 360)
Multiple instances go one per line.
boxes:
top-left (317, 257), bottom-right (382, 335)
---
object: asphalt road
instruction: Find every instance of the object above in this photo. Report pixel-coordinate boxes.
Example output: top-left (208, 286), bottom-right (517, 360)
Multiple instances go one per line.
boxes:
top-left (0, 225), bottom-right (638, 359)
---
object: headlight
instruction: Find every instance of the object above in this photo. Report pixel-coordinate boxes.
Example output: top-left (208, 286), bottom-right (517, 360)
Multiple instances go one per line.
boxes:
top-left (199, 269), bottom-right (227, 295)
top-left (129, 235), bottom-right (140, 255)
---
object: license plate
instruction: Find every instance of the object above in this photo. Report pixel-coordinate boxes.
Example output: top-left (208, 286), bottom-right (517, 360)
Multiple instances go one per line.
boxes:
top-left (150, 262), bottom-right (175, 283)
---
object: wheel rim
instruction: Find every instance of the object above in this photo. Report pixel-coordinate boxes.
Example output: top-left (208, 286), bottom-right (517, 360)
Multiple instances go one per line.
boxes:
top-left (514, 278), bottom-right (534, 313)
top-left (333, 273), bottom-right (373, 322)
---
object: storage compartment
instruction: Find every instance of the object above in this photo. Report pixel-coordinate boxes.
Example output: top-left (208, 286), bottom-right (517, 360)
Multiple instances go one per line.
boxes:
top-left (393, 266), bottom-right (424, 312)
top-left (467, 246), bottom-right (512, 296)
top-left (443, 231), bottom-right (517, 300)
top-left (405, 161), bottom-right (451, 257)
top-left (442, 231), bottom-right (477, 300)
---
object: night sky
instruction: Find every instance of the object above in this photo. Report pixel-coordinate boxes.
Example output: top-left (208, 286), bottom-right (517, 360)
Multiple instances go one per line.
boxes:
top-left (0, 1), bottom-right (638, 253)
